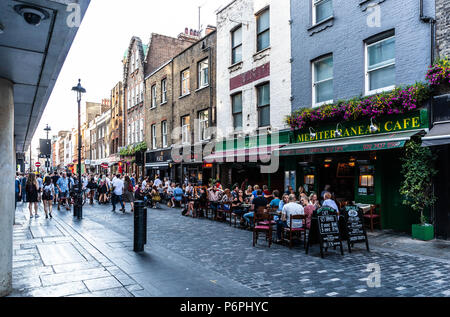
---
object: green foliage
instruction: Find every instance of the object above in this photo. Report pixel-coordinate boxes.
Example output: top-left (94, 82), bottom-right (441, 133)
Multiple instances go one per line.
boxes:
top-left (119, 141), bottom-right (148, 157)
top-left (399, 138), bottom-right (437, 225)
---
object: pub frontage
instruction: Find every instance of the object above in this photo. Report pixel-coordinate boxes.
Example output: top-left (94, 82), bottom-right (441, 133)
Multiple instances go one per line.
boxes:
top-left (278, 109), bottom-right (429, 233)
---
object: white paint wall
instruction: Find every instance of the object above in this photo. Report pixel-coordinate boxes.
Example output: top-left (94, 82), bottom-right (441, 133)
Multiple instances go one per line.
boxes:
top-left (216, 0), bottom-right (291, 139)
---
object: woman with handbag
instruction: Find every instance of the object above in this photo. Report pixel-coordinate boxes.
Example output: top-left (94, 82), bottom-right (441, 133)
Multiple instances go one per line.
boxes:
top-left (123, 175), bottom-right (135, 212)
top-left (25, 173), bottom-right (39, 218)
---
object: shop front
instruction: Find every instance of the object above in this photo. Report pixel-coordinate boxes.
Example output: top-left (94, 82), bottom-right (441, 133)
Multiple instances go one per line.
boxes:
top-left (205, 130), bottom-right (291, 189)
top-left (145, 149), bottom-right (173, 181)
top-left (278, 109), bottom-right (429, 233)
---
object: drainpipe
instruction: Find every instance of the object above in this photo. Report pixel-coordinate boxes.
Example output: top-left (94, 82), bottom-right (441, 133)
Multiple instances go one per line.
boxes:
top-left (420, 0), bottom-right (437, 233)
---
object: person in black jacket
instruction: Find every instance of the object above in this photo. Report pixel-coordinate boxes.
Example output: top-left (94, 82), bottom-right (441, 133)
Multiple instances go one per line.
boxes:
top-left (86, 177), bottom-right (98, 205)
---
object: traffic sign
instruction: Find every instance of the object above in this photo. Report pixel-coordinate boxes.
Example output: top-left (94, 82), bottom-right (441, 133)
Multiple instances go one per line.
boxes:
top-left (101, 163), bottom-right (109, 169)
top-left (35, 162), bottom-right (41, 167)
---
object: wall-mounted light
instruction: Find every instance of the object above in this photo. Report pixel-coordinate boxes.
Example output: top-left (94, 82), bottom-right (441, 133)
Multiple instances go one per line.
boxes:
top-left (305, 174), bottom-right (315, 185)
top-left (349, 162), bottom-right (356, 167)
top-left (324, 164), bottom-right (331, 168)
top-left (370, 118), bottom-right (379, 133)
top-left (309, 127), bottom-right (316, 139)
top-left (335, 123), bottom-right (342, 137)
top-left (324, 158), bottom-right (333, 163)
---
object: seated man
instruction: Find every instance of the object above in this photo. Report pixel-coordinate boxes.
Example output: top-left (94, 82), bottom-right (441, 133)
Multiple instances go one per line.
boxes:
top-left (208, 186), bottom-right (221, 214)
top-left (322, 191), bottom-right (339, 212)
top-left (276, 194), bottom-right (305, 243)
top-left (243, 189), bottom-right (268, 228)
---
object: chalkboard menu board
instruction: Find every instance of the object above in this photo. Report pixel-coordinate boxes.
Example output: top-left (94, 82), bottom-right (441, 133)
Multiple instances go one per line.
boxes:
top-left (344, 206), bottom-right (370, 252)
top-left (306, 207), bottom-right (344, 258)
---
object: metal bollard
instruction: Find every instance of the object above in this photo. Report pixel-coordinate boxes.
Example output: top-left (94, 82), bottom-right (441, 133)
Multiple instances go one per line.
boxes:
top-left (133, 201), bottom-right (147, 252)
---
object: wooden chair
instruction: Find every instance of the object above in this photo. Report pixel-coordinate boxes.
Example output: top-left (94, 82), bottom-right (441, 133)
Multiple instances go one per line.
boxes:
top-left (363, 204), bottom-right (382, 232)
top-left (253, 212), bottom-right (273, 247)
top-left (283, 214), bottom-right (307, 249)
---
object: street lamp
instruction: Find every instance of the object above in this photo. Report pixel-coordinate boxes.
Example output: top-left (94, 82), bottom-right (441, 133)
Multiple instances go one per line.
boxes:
top-left (44, 124), bottom-right (51, 173)
top-left (72, 79), bottom-right (86, 220)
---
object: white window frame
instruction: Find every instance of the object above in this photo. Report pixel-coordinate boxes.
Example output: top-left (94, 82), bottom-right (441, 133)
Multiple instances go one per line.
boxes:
top-left (198, 110), bottom-right (209, 141)
top-left (365, 35), bottom-right (396, 96)
top-left (161, 79), bottom-right (167, 104)
top-left (231, 26), bottom-right (243, 65)
top-left (152, 124), bottom-right (157, 150)
top-left (181, 69), bottom-right (190, 96)
top-left (181, 116), bottom-right (190, 145)
top-left (140, 118), bottom-right (144, 142)
top-left (312, 0), bottom-right (333, 25)
top-left (151, 84), bottom-right (157, 109)
top-left (198, 59), bottom-right (209, 88)
top-left (312, 55), bottom-right (334, 108)
top-left (162, 121), bottom-right (168, 148)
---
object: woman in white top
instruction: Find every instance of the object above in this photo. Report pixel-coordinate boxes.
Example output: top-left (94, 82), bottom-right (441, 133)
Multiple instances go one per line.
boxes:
top-left (42, 176), bottom-right (55, 219)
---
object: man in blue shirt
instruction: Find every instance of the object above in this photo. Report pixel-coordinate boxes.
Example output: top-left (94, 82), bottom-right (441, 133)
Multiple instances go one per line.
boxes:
top-left (171, 184), bottom-right (184, 208)
top-left (57, 173), bottom-right (73, 211)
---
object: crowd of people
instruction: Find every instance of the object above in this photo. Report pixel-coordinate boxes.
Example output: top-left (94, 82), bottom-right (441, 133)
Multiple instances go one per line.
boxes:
top-left (15, 171), bottom-right (340, 245)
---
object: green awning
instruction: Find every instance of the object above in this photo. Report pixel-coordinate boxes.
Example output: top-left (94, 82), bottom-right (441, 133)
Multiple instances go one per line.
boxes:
top-left (277, 130), bottom-right (424, 156)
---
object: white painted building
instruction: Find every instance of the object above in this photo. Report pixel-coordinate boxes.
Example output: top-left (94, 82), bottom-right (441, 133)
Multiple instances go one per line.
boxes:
top-left (216, 0), bottom-right (292, 139)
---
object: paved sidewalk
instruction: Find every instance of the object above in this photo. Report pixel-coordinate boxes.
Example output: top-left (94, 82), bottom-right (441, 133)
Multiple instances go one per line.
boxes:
top-left (9, 201), bottom-right (450, 297)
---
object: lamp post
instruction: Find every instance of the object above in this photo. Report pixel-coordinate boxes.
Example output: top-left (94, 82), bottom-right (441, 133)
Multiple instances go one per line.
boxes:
top-left (44, 124), bottom-right (51, 173)
top-left (72, 79), bottom-right (86, 220)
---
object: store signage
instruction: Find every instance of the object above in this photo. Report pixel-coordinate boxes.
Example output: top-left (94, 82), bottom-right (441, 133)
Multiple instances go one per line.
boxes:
top-left (344, 206), bottom-right (370, 253)
top-left (306, 207), bottom-right (344, 258)
top-left (295, 111), bottom-right (425, 143)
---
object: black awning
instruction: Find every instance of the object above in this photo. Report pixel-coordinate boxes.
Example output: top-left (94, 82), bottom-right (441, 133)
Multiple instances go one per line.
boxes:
top-left (422, 122), bottom-right (450, 147)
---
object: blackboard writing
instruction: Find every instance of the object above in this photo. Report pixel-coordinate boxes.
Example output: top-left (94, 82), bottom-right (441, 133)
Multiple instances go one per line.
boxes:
top-left (344, 206), bottom-right (370, 252)
top-left (306, 207), bottom-right (344, 258)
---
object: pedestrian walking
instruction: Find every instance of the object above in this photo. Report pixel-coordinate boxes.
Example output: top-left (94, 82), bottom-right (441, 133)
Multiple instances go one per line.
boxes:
top-left (15, 172), bottom-right (21, 210)
top-left (56, 172), bottom-right (71, 211)
top-left (42, 176), bottom-right (55, 219)
top-left (25, 173), bottom-right (39, 218)
top-left (123, 175), bottom-right (135, 212)
top-left (111, 174), bottom-right (125, 212)
top-left (21, 173), bottom-right (27, 203)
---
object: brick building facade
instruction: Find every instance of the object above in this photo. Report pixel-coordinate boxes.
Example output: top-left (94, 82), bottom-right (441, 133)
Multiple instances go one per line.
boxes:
top-left (436, 0), bottom-right (450, 58)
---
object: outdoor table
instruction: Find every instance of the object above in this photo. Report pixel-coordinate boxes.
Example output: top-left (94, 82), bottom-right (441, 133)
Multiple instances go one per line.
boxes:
top-left (355, 203), bottom-right (372, 213)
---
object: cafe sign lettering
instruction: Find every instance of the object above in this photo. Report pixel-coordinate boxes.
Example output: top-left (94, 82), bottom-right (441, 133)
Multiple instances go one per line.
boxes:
top-left (295, 111), bottom-right (426, 143)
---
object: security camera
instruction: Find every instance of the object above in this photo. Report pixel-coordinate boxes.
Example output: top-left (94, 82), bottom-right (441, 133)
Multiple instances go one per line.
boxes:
top-left (14, 5), bottom-right (49, 26)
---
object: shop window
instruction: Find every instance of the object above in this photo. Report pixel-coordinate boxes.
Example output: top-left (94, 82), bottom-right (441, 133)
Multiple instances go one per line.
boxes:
top-left (358, 165), bottom-right (375, 195)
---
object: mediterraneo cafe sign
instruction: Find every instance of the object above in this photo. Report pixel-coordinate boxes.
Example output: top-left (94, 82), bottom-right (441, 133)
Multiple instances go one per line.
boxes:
top-left (294, 109), bottom-right (428, 143)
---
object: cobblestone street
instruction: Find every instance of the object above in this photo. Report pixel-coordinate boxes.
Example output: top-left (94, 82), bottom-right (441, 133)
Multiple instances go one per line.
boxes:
top-left (9, 202), bottom-right (450, 297)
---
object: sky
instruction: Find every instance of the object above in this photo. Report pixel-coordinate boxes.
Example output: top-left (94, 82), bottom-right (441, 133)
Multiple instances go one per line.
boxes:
top-left (31, 0), bottom-right (226, 154)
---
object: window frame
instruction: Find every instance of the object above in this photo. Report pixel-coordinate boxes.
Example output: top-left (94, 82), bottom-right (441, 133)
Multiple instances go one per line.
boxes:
top-left (151, 84), bottom-right (157, 109)
top-left (231, 92), bottom-right (243, 131)
top-left (231, 25), bottom-right (243, 65)
top-left (256, 82), bottom-right (271, 128)
top-left (151, 124), bottom-right (157, 150)
top-left (312, 0), bottom-right (333, 25)
top-left (161, 78), bottom-right (167, 104)
top-left (198, 109), bottom-right (209, 141)
top-left (365, 35), bottom-right (396, 96)
top-left (181, 69), bottom-right (190, 96)
top-left (181, 115), bottom-right (191, 145)
top-left (256, 8), bottom-right (270, 53)
top-left (198, 59), bottom-right (209, 89)
top-left (162, 121), bottom-right (168, 148)
top-left (312, 54), bottom-right (334, 108)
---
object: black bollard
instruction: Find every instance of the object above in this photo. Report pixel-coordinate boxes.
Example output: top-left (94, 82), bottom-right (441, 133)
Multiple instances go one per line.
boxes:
top-left (133, 201), bottom-right (147, 252)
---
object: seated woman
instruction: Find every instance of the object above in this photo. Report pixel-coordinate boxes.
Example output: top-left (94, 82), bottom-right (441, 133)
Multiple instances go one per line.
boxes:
top-left (232, 189), bottom-right (246, 225)
top-left (300, 196), bottom-right (315, 230)
top-left (219, 189), bottom-right (233, 220)
top-left (309, 192), bottom-right (320, 209)
top-left (244, 185), bottom-right (253, 201)
top-left (150, 186), bottom-right (162, 208)
top-left (322, 192), bottom-right (339, 212)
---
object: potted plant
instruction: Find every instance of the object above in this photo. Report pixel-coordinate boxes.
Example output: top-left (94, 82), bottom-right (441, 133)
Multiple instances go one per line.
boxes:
top-left (399, 137), bottom-right (437, 241)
